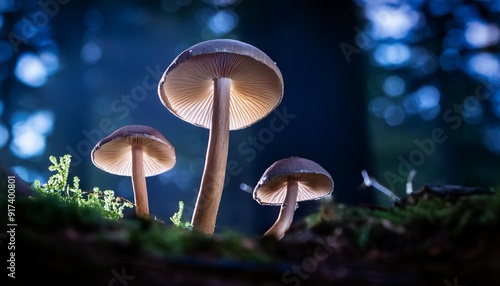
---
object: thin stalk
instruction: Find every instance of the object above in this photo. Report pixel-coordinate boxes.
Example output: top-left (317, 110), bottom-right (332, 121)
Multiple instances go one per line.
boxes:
top-left (406, 169), bottom-right (416, 195)
top-left (264, 180), bottom-right (299, 240)
top-left (132, 145), bottom-right (149, 217)
top-left (361, 170), bottom-right (401, 202)
top-left (191, 77), bottom-right (231, 235)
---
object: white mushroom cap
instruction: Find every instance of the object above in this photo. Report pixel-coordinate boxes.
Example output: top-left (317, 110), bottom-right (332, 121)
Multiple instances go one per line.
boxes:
top-left (91, 125), bottom-right (176, 177)
top-left (253, 157), bottom-right (334, 206)
top-left (158, 39), bottom-right (284, 130)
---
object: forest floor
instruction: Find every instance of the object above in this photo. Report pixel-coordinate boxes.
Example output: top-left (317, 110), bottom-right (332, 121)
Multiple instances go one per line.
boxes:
top-left (1, 165), bottom-right (499, 286)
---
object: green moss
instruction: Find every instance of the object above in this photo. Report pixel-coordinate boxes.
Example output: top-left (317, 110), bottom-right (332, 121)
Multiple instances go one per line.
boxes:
top-left (2, 157), bottom-right (500, 284)
top-left (31, 154), bottom-right (133, 220)
top-left (122, 218), bottom-right (273, 263)
top-left (306, 187), bottom-right (500, 257)
top-left (169, 201), bottom-right (193, 230)
top-left (1, 179), bottom-right (274, 266)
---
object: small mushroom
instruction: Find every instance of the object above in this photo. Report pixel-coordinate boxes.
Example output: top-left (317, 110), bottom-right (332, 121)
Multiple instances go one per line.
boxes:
top-left (158, 39), bottom-right (283, 234)
top-left (253, 157), bottom-right (334, 240)
top-left (91, 125), bottom-right (176, 218)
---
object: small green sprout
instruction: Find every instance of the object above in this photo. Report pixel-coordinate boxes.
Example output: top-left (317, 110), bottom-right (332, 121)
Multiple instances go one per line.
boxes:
top-left (32, 154), bottom-right (133, 220)
top-left (170, 201), bottom-right (193, 230)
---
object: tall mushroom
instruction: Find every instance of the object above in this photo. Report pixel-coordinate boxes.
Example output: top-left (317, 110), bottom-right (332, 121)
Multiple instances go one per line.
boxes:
top-left (253, 156), bottom-right (334, 240)
top-left (91, 125), bottom-right (176, 218)
top-left (158, 39), bottom-right (284, 234)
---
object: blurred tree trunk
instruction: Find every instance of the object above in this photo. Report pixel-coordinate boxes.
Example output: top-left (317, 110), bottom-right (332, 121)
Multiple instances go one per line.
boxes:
top-left (233, 0), bottom-right (371, 232)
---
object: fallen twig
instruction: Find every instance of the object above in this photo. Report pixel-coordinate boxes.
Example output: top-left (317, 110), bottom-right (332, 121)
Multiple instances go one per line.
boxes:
top-left (361, 170), bottom-right (401, 202)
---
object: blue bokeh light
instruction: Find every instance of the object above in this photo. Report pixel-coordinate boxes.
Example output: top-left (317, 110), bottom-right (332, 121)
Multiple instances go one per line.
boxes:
top-left (12, 18), bottom-right (38, 40)
top-left (10, 129), bottom-right (46, 159)
top-left (464, 21), bottom-right (500, 48)
top-left (81, 41), bottom-right (102, 64)
top-left (414, 86), bottom-right (440, 110)
top-left (204, 0), bottom-right (240, 7)
top-left (10, 109), bottom-right (54, 159)
top-left (11, 165), bottom-right (44, 184)
top-left (14, 53), bottom-right (49, 87)
top-left (373, 43), bottom-right (411, 67)
top-left (208, 9), bottom-right (238, 35)
top-left (465, 53), bottom-right (500, 82)
top-left (158, 165), bottom-right (178, 185)
top-left (413, 85), bottom-right (441, 120)
top-left (383, 75), bottom-right (405, 97)
top-left (365, 4), bottom-right (420, 40)
top-left (39, 51), bottom-right (60, 75)
top-left (384, 104), bottom-right (405, 126)
top-left (0, 0), bottom-right (17, 13)
top-left (484, 125), bottom-right (500, 154)
top-left (26, 109), bottom-right (55, 135)
top-left (369, 96), bottom-right (392, 118)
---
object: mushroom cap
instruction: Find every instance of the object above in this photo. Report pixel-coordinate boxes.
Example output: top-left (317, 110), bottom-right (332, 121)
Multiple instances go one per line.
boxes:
top-left (158, 39), bottom-right (284, 130)
top-left (91, 125), bottom-right (176, 177)
top-left (253, 157), bottom-right (334, 206)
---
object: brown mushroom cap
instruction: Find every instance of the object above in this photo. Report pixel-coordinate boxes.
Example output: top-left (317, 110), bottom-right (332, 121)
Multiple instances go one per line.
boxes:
top-left (253, 156), bottom-right (334, 206)
top-left (158, 39), bottom-right (284, 130)
top-left (91, 125), bottom-right (176, 177)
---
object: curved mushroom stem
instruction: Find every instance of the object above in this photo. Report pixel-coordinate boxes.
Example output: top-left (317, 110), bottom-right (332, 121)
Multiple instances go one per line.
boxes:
top-left (131, 145), bottom-right (149, 217)
top-left (264, 180), bottom-right (299, 240)
top-left (191, 77), bottom-right (231, 235)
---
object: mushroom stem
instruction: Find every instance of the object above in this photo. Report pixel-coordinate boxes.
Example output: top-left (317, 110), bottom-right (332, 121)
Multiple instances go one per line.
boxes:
top-left (131, 145), bottom-right (149, 217)
top-left (191, 77), bottom-right (231, 234)
top-left (264, 180), bottom-right (299, 240)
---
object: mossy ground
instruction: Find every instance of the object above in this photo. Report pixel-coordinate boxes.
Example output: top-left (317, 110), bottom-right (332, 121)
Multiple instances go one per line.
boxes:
top-left (1, 167), bottom-right (500, 285)
top-left (306, 186), bottom-right (500, 257)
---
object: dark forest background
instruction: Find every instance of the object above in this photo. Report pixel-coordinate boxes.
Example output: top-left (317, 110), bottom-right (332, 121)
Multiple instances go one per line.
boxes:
top-left (1, 0), bottom-right (499, 235)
